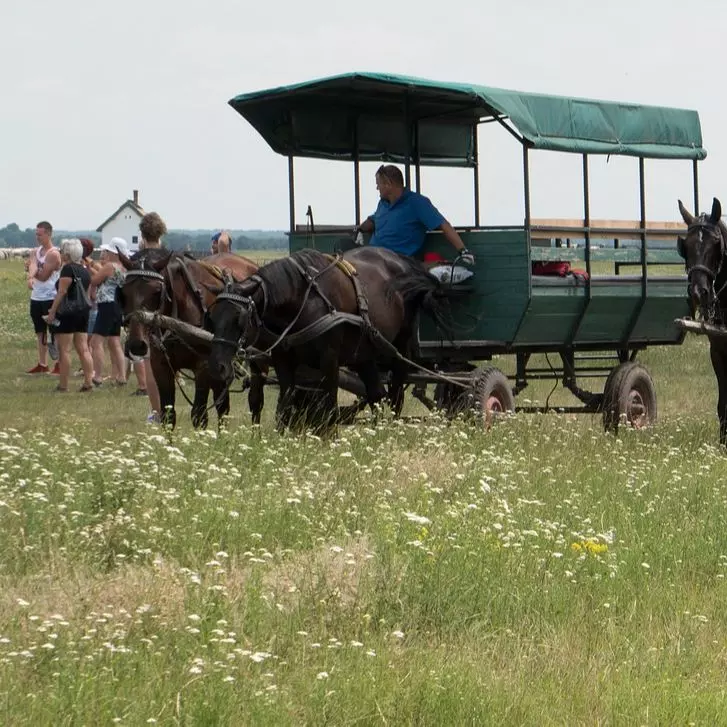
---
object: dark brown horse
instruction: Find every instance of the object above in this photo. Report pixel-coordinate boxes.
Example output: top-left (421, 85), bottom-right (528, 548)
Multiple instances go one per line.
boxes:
top-left (205, 247), bottom-right (452, 432)
top-left (118, 249), bottom-right (262, 429)
top-left (677, 197), bottom-right (727, 443)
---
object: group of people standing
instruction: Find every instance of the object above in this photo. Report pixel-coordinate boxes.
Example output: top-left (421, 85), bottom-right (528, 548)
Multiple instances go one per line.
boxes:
top-left (24, 214), bottom-right (168, 420)
top-left (25, 212), bottom-right (232, 423)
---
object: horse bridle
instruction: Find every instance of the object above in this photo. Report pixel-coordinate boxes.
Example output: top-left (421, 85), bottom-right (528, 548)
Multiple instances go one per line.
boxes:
top-left (122, 267), bottom-right (167, 323)
top-left (685, 219), bottom-right (726, 284)
top-left (123, 256), bottom-right (209, 325)
top-left (209, 283), bottom-right (265, 351)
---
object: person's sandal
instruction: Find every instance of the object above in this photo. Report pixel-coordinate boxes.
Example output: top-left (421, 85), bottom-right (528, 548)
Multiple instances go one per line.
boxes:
top-left (54, 385), bottom-right (68, 393)
top-left (92, 378), bottom-right (103, 387)
top-left (79, 384), bottom-right (94, 392)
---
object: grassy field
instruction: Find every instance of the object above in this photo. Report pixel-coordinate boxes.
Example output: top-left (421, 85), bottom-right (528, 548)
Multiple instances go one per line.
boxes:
top-left (2, 257), bottom-right (727, 725)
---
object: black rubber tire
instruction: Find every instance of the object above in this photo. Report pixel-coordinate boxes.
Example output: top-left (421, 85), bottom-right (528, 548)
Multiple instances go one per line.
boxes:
top-left (602, 362), bottom-right (657, 433)
top-left (472, 366), bottom-right (515, 425)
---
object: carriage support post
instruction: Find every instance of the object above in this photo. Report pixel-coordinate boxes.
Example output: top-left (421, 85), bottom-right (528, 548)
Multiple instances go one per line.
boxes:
top-left (473, 123), bottom-right (480, 227)
top-left (522, 145), bottom-right (531, 227)
top-left (582, 153), bottom-right (591, 284)
top-left (414, 121), bottom-right (421, 193)
top-left (639, 157), bottom-right (647, 290)
top-left (693, 159), bottom-right (700, 215)
top-left (353, 121), bottom-right (361, 225)
top-left (288, 155), bottom-right (296, 233)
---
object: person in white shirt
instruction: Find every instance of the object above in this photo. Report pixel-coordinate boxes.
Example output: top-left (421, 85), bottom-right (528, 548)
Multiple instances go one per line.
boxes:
top-left (25, 221), bottom-right (62, 374)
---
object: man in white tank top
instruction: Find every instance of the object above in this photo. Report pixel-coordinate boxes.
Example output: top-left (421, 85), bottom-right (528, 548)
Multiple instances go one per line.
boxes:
top-left (26, 221), bottom-right (61, 374)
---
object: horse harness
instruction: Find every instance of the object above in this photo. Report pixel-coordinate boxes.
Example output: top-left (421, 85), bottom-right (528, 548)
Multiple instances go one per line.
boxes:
top-left (212, 253), bottom-right (400, 361)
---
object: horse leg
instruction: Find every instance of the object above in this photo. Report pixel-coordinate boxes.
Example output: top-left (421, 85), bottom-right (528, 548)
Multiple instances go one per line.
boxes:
top-left (348, 362), bottom-right (385, 424)
top-left (710, 341), bottom-right (727, 445)
top-left (318, 345), bottom-right (341, 434)
top-left (388, 361), bottom-right (408, 418)
top-left (191, 371), bottom-right (210, 430)
top-left (248, 362), bottom-right (265, 426)
top-left (150, 351), bottom-right (176, 428)
top-left (273, 358), bottom-right (296, 433)
top-left (210, 378), bottom-right (231, 430)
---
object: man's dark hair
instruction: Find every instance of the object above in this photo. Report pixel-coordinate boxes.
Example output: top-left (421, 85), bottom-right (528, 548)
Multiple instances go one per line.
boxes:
top-left (376, 165), bottom-right (404, 186)
top-left (139, 212), bottom-right (167, 243)
top-left (36, 221), bottom-right (53, 234)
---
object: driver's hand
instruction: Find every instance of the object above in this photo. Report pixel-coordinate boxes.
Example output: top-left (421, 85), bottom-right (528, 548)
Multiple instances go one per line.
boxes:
top-left (459, 250), bottom-right (475, 266)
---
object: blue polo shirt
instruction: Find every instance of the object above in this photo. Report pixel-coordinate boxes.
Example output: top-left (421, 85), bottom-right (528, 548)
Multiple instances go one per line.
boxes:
top-left (368, 190), bottom-right (446, 256)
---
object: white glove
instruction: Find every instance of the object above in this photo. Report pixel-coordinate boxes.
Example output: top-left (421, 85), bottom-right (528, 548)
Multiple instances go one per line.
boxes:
top-left (353, 229), bottom-right (365, 246)
top-left (459, 249), bottom-right (475, 266)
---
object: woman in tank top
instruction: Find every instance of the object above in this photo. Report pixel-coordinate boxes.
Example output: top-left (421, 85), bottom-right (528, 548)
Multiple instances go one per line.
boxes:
top-left (89, 238), bottom-right (128, 386)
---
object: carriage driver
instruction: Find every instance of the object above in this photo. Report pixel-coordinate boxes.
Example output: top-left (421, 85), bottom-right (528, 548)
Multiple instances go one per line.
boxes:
top-left (355, 165), bottom-right (475, 265)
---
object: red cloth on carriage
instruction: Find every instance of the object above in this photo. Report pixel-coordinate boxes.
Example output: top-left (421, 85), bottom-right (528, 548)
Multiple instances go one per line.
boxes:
top-left (532, 260), bottom-right (589, 281)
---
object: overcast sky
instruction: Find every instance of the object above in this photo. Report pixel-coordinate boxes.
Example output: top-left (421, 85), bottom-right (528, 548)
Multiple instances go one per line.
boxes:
top-left (2, 0), bottom-right (723, 231)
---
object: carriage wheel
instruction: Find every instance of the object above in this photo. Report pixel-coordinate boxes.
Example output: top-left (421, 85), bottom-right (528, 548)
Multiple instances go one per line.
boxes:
top-left (602, 362), bottom-right (657, 433)
top-left (473, 367), bottom-right (515, 427)
top-left (435, 367), bottom-right (514, 425)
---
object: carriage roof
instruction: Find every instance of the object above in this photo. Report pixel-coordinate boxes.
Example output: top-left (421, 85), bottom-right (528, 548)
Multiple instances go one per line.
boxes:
top-left (229, 71), bottom-right (706, 166)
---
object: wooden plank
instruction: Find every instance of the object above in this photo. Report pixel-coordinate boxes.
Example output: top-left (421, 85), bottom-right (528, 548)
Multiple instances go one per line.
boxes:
top-left (530, 247), bottom-right (684, 264)
top-left (530, 218), bottom-right (686, 240)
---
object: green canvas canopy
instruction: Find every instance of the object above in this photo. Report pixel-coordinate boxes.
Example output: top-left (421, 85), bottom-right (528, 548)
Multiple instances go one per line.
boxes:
top-left (229, 72), bottom-right (706, 167)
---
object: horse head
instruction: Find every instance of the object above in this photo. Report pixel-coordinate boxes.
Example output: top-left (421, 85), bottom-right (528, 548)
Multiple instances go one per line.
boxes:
top-left (118, 248), bottom-right (173, 360)
top-left (678, 197), bottom-right (726, 321)
top-left (205, 277), bottom-right (263, 384)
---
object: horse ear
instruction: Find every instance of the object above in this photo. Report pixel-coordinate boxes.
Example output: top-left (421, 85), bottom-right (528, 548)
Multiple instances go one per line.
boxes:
top-left (677, 236), bottom-right (686, 259)
top-left (202, 282), bottom-right (224, 295)
top-left (710, 197), bottom-right (722, 225)
top-left (151, 250), bottom-right (173, 272)
top-left (678, 199), bottom-right (696, 225)
top-left (118, 250), bottom-right (132, 270)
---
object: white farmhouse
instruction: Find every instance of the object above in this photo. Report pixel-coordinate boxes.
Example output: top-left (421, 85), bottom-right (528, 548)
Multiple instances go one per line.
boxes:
top-left (96, 190), bottom-right (145, 252)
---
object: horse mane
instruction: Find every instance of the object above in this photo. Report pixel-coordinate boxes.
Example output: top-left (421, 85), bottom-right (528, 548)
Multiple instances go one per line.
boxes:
top-left (256, 249), bottom-right (333, 308)
top-left (129, 247), bottom-right (171, 269)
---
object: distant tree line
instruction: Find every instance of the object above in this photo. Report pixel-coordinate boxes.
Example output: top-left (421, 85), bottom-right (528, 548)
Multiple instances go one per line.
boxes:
top-left (0, 223), bottom-right (287, 252)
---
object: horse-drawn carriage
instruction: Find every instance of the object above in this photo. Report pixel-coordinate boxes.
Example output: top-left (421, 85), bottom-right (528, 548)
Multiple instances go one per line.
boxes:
top-left (226, 72), bottom-right (704, 429)
top-left (122, 72), bottom-right (707, 432)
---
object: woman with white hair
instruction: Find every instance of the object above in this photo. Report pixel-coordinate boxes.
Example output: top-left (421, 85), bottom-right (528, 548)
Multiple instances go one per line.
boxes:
top-left (88, 237), bottom-right (127, 386)
top-left (45, 238), bottom-right (94, 392)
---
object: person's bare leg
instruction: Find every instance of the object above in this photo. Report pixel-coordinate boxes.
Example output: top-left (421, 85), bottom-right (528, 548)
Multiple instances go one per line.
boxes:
top-left (108, 337), bottom-right (126, 383)
top-left (37, 331), bottom-right (48, 368)
top-left (74, 333), bottom-right (94, 388)
top-left (133, 361), bottom-right (146, 390)
top-left (56, 333), bottom-right (72, 389)
top-left (144, 359), bottom-right (161, 414)
top-left (90, 334), bottom-right (105, 382)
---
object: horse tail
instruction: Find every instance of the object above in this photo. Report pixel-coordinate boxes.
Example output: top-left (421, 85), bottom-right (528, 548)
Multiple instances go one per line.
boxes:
top-left (388, 267), bottom-right (455, 342)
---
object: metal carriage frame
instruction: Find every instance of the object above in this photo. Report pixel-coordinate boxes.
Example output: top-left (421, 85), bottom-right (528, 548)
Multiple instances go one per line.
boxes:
top-left (227, 72), bottom-right (706, 428)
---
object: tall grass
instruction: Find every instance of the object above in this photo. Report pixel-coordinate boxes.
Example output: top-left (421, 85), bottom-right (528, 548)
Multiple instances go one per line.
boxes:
top-left (1, 259), bottom-right (726, 725)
